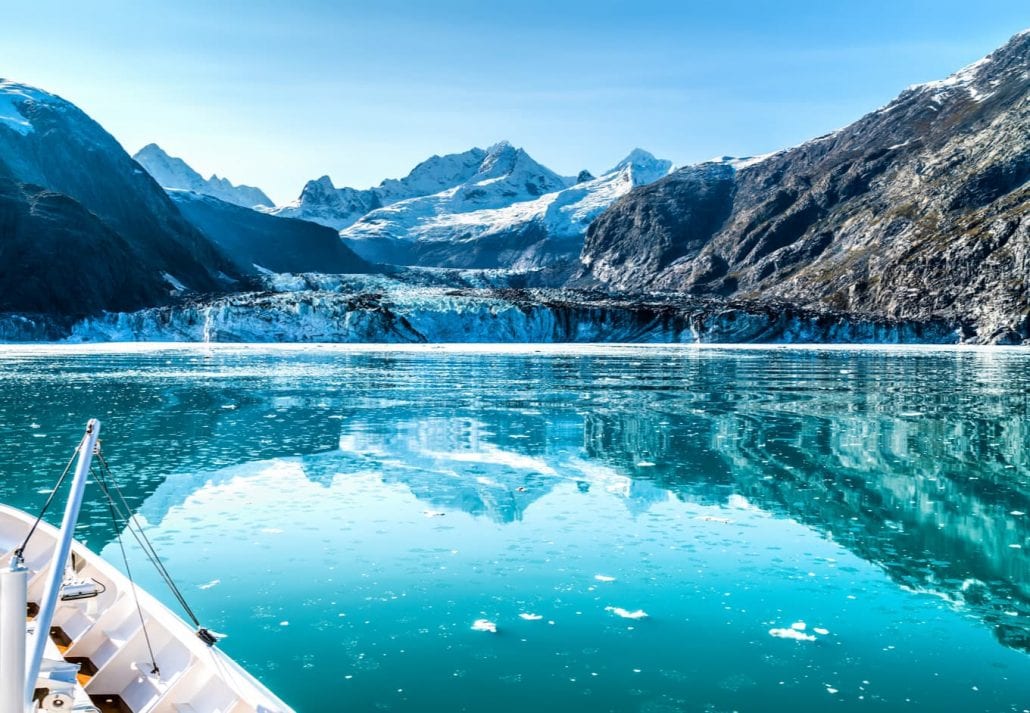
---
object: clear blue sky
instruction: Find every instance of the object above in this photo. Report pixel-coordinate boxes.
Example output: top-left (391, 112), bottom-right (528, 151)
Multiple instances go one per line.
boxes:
top-left (2, 1), bottom-right (1027, 204)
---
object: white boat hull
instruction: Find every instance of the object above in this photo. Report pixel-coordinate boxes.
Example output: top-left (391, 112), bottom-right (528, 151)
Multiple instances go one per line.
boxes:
top-left (0, 505), bottom-right (295, 712)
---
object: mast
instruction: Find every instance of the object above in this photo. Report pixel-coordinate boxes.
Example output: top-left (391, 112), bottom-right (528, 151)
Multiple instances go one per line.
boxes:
top-left (23, 419), bottom-right (100, 711)
top-left (0, 563), bottom-right (27, 711)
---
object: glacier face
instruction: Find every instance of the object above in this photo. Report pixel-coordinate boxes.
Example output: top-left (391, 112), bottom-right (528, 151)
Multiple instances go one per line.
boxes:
top-left (133, 143), bottom-right (273, 208)
top-left (65, 274), bottom-right (959, 345)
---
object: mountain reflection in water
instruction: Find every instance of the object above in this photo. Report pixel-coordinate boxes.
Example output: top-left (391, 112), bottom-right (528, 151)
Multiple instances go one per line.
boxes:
top-left (0, 345), bottom-right (1026, 710)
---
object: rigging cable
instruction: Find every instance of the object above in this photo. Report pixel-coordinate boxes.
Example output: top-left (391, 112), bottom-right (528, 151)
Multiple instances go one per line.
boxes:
top-left (93, 450), bottom-right (219, 646)
top-left (13, 446), bottom-right (79, 560)
top-left (91, 463), bottom-right (160, 676)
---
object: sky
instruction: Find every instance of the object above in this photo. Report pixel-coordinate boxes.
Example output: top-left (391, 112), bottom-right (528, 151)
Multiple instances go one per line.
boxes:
top-left (1, 1), bottom-right (1027, 204)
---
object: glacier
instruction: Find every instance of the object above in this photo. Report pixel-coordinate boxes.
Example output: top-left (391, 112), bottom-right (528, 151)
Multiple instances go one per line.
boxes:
top-left (59, 273), bottom-right (960, 344)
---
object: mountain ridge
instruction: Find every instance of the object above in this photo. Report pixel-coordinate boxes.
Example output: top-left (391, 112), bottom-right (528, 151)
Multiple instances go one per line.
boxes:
top-left (338, 144), bottom-right (673, 272)
top-left (0, 78), bottom-right (237, 316)
top-left (134, 143), bottom-right (273, 209)
top-left (576, 28), bottom-right (1030, 343)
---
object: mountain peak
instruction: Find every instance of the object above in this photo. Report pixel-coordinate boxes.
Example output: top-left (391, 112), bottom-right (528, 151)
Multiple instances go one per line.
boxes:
top-left (134, 143), bottom-right (272, 208)
top-left (904, 27), bottom-right (1029, 104)
top-left (485, 140), bottom-right (514, 155)
top-left (310, 175), bottom-right (336, 190)
top-left (135, 142), bottom-right (166, 157)
top-left (609, 148), bottom-right (673, 184)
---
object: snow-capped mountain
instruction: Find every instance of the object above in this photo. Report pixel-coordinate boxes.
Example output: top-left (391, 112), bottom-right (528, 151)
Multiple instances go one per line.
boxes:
top-left (267, 146), bottom-right (489, 229)
top-left (339, 146), bottom-right (673, 270)
top-left (134, 143), bottom-right (272, 208)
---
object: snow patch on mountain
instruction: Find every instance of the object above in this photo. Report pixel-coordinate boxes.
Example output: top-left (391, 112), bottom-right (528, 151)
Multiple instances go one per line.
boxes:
top-left (344, 141), bottom-right (568, 238)
top-left (0, 81), bottom-right (63, 136)
top-left (339, 147), bottom-right (673, 267)
top-left (134, 143), bottom-right (272, 208)
top-left (267, 147), bottom-right (489, 229)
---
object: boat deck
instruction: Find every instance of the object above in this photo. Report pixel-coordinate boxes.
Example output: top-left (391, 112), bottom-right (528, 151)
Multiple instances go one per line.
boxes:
top-left (3, 502), bottom-right (293, 713)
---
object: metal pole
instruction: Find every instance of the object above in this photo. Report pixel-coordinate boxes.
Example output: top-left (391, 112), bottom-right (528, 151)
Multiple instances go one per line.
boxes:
top-left (24, 419), bottom-right (100, 711)
top-left (0, 564), bottom-right (27, 712)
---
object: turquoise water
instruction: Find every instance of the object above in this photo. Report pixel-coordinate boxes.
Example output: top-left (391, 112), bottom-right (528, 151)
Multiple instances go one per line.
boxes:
top-left (0, 344), bottom-right (1027, 712)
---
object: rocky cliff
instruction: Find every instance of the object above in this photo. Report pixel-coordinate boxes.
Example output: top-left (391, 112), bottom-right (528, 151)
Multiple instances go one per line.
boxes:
top-left (578, 30), bottom-right (1030, 344)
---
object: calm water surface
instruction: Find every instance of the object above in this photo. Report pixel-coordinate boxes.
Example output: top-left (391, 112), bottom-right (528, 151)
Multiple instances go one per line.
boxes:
top-left (0, 344), bottom-right (1027, 712)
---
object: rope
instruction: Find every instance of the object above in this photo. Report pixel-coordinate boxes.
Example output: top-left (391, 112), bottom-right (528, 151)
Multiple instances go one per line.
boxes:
top-left (92, 464), bottom-right (160, 676)
top-left (13, 446), bottom-right (79, 560)
top-left (94, 453), bottom-right (202, 626)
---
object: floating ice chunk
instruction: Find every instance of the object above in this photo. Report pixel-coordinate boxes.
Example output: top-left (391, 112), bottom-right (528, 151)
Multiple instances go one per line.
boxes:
top-left (826, 686), bottom-right (839, 694)
top-left (471, 619), bottom-right (497, 633)
top-left (769, 628), bottom-right (816, 642)
top-left (198, 579), bottom-right (221, 590)
top-left (1011, 511), bottom-right (1025, 517)
top-left (790, 621), bottom-right (806, 631)
top-left (636, 461), bottom-right (655, 467)
top-left (519, 613), bottom-right (543, 621)
top-left (594, 574), bottom-right (616, 583)
top-left (605, 606), bottom-right (648, 619)
top-left (813, 627), bottom-right (830, 636)
top-left (423, 510), bottom-right (446, 517)
top-left (279, 621), bottom-right (289, 627)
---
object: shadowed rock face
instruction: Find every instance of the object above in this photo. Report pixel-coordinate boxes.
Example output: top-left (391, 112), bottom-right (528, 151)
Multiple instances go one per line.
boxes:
top-left (169, 191), bottom-right (375, 276)
top-left (0, 176), bottom-right (169, 315)
top-left (578, 31), bottom-right (1030, 344)
top-left (0, 81), bottom-right (237, 316)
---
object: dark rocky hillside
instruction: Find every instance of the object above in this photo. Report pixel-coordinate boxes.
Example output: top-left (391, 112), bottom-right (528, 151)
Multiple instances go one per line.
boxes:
top-left (169, 191), bottom-right (375, 276)
top-left (0, 81), bottom-right (236, 316)
top-left (578, 30), bottom-right (1030, 343)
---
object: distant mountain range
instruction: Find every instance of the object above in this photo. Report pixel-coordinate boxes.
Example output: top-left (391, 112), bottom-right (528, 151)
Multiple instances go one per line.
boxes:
top-left (0, 28), bottom-right (1026, 343)
top-left (139, 139), bottom-right (674, 273)
top-left (338, 145), bottom-right (672, 271)
top-left (134, 143), bottom-right (273, 209)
